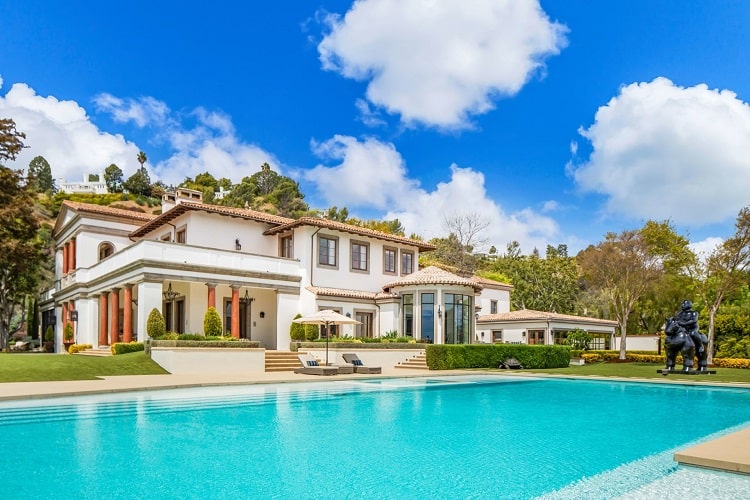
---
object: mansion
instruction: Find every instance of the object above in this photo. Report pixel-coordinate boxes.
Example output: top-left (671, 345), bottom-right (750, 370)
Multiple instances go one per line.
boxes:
top-left (43, 189), bottom-right (616, 353)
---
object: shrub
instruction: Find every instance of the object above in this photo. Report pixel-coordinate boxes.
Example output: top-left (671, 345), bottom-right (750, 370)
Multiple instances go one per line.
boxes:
top-left (713, 358), bottom-right (750, 369)
top-left (147, 308), bottom-right (166, 339)
top-left (582, 353), bottom-right (601, 363)
top-left (203, 307), bottom-right (222, 337)
top-left (716, 337), bottom-right (750, 359)
top-left (565, 329), bottom-right (591, 350)
top-left (44, 325), bottom-right (54, 342)
top-left (111, 342), bottom-right (145, 355)
top-left (68, 344), bottom-right (93, 354)
top-left (290, 314), bottom-right (307, 341)
top-left (426, 344), bottom-right (570, 370)
top-left (63, 323), bottom-right (74, 342)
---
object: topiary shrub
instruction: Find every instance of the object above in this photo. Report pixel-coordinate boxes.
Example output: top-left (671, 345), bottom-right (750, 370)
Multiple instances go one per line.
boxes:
top-left (290, 314), bottom-right (306, 341)
top-left (147, 308), bottom-right (166, 339)
top-left (44, 325), bottom-right (54, 342)
top-left (203, 307), bottom-right (222, 337)
top-left (63, 323), bottom-right (74, 342)
top-left (111, 342), bottom-right (145, 355)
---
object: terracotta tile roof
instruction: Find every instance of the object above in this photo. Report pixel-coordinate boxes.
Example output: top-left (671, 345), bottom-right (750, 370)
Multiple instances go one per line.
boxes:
top-left (383, 266), bottom-right (483, 292)
top-left (306, 286), bottom-right (398, 300)
top-left (129, 201), bottom-right (294, 237)
top-left (471, 275), bottom-right (513, 289)
top-left (477, 309), bottom-right (618, 326)
top-left (61, 200), bottom-right (158, 222)
top-left (264, 217), bottom-right (436, 251)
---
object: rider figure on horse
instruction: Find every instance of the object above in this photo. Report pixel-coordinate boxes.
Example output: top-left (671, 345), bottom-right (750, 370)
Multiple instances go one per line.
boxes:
top-left (676, 299), bottom-right (709, 371)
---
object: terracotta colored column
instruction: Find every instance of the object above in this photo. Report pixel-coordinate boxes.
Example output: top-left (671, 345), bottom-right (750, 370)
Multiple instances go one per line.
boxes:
top-left (231, 286), bottom-right (240, 339)
top-left (62, 244), bottom-right (69, 274)
top-left (62, 302), bottom-right (69, 329)
top-left (109, 289), bottom-right (120, 345)
top-left (99, 293), bottom-right (109, 346)
top-left (68, 238), bottom-right (76, 272)
top-left (123, 286), bottom-right (133, 343)
top-left (206, 283), bottom-right (216, 310)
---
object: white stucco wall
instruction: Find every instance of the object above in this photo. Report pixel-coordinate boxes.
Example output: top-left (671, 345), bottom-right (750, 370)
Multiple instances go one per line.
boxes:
top-left (614, 335), bottom-right (659, 352)
top-left (476, 287), bottom-right (511, 315)
top-left (150, 347), bottom-right (266, 374)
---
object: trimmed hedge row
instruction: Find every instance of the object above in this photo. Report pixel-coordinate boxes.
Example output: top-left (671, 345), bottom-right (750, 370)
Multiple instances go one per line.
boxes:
top-left (112, 342), bottom-right (145, 355)
top-left (291, 342), bottom-right (423, 351)
top-left (426, 344), bottom-right (570, 370)
top-left (68, 344), bottom-right (93, 354)
top-left (149, 340), bottom-right (260, 348)
top-left (713, 358), bottom-right (750, 369)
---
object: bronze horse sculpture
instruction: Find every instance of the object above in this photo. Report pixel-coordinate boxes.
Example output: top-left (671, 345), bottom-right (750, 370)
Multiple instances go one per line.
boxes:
top-left (664, 316), bottom-right (708, 372)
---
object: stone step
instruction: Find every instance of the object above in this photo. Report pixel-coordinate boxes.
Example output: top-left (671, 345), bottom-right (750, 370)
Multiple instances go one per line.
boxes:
top-left (395, 354), bottom-right (428, 370)
top-left (265, 351), bottom-right (300, 372)
top-left (74, 348), bottom-right (113, 357)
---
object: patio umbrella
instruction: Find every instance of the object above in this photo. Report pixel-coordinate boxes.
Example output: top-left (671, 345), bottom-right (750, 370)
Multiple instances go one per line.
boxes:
top-left (293, 309), bottom-right (360, 365)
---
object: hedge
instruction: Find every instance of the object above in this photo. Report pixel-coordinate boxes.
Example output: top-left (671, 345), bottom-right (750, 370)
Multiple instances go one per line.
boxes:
top-left (68, 344), bottom-right (93, 354)
top-left (713, 358), bottom-right (750, 369)
top-left (426, 344), bottom-right (570, 370)
top-left (149, 340), bottom-right (260, 349)
top-left (111, 342), bottom-right (145, 355)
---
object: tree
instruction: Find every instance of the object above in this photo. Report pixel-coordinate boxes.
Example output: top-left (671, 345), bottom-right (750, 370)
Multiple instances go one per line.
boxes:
top-left (577, 228), bottom-right (664, 359)
top-left (690, 207), bottom-right (750, 364)
top-left (443, 212), bottom-right (490, 253)
top-left (0, 118), bottom-right (25, 162)
top-left (252, 162), bottom-right (280, 196)
top-left (27, 156), bottom-right (54, 193)
top-left (104, 163), bottom-right (124, 193)
top-left (147, 308), bottom-right (166, 339)
top-left (424, 233), bottom-right (478, 275)
top-left (203, 307), bottom-right (223, 337)
top-left (137, 151), bottom-right (147, 170)
top-left (0, 121), bottom-right (44, 350)
top-left (123, 167), bottom-right (152, 196)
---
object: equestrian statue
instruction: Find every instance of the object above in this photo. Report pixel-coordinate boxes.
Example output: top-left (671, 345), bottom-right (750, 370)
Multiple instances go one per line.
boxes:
top-left (664, 300), bottom-right (709, 373)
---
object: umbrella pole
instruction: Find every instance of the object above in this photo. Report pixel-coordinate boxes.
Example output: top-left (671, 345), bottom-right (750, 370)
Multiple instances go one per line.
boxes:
top-left (325, 321), bottom-right (329, 365)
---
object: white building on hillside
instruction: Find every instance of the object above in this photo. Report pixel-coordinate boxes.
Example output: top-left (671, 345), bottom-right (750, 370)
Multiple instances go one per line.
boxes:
top-left (58, 172), bottom-right (108, 195)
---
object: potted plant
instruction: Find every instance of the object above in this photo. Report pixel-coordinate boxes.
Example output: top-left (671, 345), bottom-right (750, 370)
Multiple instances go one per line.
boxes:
top-left (63, 323), bottom-right (74, 352)
top-left (43, 325), bottom-right (55, 353)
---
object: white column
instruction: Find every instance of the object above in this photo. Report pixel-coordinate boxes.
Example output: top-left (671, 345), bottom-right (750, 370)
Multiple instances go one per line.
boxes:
top-left (76, 297), bottom-right (99, 346)
top-left (136, 282), bottom-right (165, 341)
top-left (275, 291), bottom-right (299, 351)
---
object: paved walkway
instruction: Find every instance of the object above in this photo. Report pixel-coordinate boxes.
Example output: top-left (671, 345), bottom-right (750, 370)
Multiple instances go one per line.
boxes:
top-left (2, 369), bottom-right (749, 477)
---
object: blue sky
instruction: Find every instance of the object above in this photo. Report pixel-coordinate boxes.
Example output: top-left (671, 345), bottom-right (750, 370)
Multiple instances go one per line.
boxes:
top-left (2, 1), bottom-right (750, 255)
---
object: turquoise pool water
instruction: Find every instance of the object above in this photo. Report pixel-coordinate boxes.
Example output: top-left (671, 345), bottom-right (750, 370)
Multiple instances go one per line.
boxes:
top-left (2, 375), bottom-right (750, 499)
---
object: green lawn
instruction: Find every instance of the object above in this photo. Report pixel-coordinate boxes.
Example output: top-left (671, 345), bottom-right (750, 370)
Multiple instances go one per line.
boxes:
top-left (522, 362), bottom-right (750, 384)
top-left (0, 352), bottom-right (168, 382)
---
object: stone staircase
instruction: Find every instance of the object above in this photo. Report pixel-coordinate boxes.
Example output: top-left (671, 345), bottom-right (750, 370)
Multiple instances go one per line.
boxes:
top-left (265, 351), bottom-right (300, 372)
top-left (74, 347), bottom-right (113, 357)
top-left (395, 353), bottom-right (428, 370)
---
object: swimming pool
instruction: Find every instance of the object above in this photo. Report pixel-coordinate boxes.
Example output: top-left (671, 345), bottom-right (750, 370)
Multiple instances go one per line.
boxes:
top-left (2, 375), bottom-right (750, 499)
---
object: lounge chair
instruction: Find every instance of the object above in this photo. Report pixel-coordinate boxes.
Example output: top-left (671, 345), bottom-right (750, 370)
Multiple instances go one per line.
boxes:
top-left (342, 353), bottom-right (382, 374)
top-left (500, 358), bottom-right (524, 369)
top-left (294, 354), bottom-right (339, 376)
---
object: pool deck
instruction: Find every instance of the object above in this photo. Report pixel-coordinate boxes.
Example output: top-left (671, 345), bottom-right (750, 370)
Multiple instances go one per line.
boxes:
top-left (1, 369), bottom-right (749, 476)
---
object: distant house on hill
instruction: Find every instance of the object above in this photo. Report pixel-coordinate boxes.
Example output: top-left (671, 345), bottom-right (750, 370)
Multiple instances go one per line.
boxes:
top-left (58, 173), bottom-right (108, 195)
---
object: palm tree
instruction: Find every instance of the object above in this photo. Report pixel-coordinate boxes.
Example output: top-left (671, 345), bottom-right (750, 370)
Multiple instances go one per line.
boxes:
top-left (137, 151), bottom-right (147, 171)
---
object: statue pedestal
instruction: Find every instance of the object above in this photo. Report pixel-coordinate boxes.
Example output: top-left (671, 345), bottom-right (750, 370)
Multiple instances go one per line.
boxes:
top-left (658, 369), bottom-right (717, 376)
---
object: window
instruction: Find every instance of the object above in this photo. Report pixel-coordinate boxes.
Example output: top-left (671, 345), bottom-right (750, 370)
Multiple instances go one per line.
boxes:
top-left (528, 329), bottom-right (545, 345)
top-left (490, 300), bottom-right (498, 314)
top-left (98, 243), bottom-right (114, 261)
top-left (351, 241), bottom-right (369, 272)
top-left (444, 293), bottom-right (472, 344)
top-left (492, 330), bottom-right (503, 343)
top-left (175, 227), bottom-right (186, 244)
top-left (401, 251), bottom-right (414, 275)
top-left (280, 235), bottom-right (293, 258)
top-left (420, 293), bottom-right (434, 343)
top-left (355, 311), bottom-right (373, 338)
top-left (160, 233), bottom-right (171, 242)
top-left (318, 236), bottom-right (337, 267)
top-left (402, 294), bottom-right (413, 337)
top-left (383, 247), bottom-right (397, 274)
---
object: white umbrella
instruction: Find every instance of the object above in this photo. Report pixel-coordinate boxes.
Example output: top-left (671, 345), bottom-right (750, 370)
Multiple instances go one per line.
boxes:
top-left (293, 310), bottom-right (360, 365)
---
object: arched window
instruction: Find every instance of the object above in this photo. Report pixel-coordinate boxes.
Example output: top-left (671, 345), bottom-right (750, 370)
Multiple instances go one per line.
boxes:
top-left (98, 242), bottom-right (115, 261)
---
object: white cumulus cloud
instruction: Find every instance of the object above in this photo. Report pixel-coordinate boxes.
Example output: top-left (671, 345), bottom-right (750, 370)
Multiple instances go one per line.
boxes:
top-left (306, 135), bottom-right (560, 251)
top-left (318, 0), bottom-right (567, 129)
top-left (0, 80), bottom-right (141, 180)
top-left (572, 77), bottom-right (750, 226)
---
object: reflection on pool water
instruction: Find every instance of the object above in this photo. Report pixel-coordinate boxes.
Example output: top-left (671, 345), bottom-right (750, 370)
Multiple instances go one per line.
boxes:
top-left (1, 375), bottom-right (749, 499)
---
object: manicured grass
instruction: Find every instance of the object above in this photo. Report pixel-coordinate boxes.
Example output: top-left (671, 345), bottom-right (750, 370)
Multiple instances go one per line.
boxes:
top-left (0, 352), bottom-right (168, 382)
top-left (522, 362), bottom-right (750, 384)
